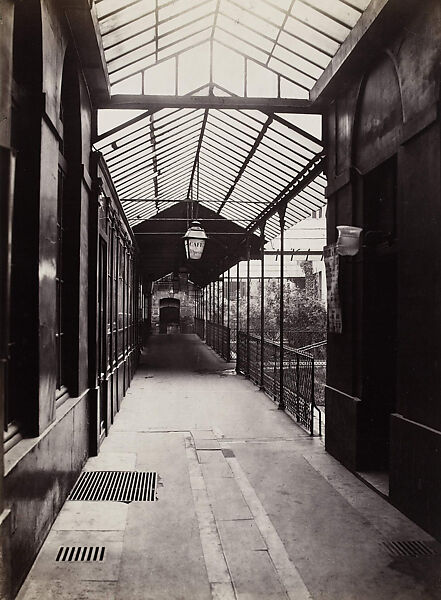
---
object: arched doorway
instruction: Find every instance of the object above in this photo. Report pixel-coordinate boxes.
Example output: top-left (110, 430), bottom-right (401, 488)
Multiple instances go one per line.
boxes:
top-left (159, 298), bottom-right (180, 334)
top-left (352, 54), bottom-right (402, 472)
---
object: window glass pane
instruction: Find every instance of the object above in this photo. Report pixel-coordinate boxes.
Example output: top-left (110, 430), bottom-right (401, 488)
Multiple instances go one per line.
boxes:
top-left (178, 42), bottom-right (211, 95)
top-left (304, 0), bottom-right (360, 28)
top-left (284, 16), bottom-right (339, 56)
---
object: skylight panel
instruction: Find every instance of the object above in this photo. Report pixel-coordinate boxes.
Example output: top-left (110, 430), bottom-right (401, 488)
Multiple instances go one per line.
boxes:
top-left (294, 2), bottom-right (350, 43)
top-left (278, 31), bottom-right (330, 68)
top-left (110, 55), bottom-right (156, 84)
top-left (105, 30), bottom-right (155, 62)
top-left (99, 2), bottom-right (155, 36)
top-left (246, 61), bottom-right (279, 97)
top-left (178, 42), bottom-right (211, 95)
top-left (271, 46), bottom-right (322, 80)
top-left (109, 41), bottom-right (156, 76)
top-left (216, 13), bottom-right (275, 53)
top-left (211, 111), bottom-right (259, 139)
top-left (158, 12), bottom-right (213, 42)
top-left (284, 16), bottom-right (339, 56)
top-left (221, 0), bottom-right (282, 35)
top-left (268, 57), bottom-right (315, 90)
top-left (157, 28), bottom-right (211, 61)
top-left (96, 0), bottom-right (148, 21)
top-left (103, 13), bottom-right (156, 49)
top-left (304, 0), bottom-right (361, 28)
top-left (144, 59), bottom-right (176, 94)
top-left (158, 0), bottom-right (216, 35)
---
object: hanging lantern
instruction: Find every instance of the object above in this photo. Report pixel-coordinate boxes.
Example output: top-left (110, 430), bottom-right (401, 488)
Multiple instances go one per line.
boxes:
top-left (336, 225), bottom-right (362, 256)
top-left (183, 220), bottom-right (208, 260)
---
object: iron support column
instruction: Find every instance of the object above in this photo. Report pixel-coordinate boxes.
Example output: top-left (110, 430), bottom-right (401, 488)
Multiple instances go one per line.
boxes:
top-left (260, 225), bottom-right (265, 388)
top-left (221, 272), bottom-right (225, 327)
top-left (217, 277), bottom-right (220, 324)
top-left (236, 261), bottom-right (240, 374)
top-left (227, 268), bottom-right (231, 361)
top-left (227, 268), bottom-right (231, 330)
top-left (212, 281), bottom-right (215, 322)
top-left (246, 241), bottom-right (251, 377)
top-left (195, 288), bottom-right (198, 323)
top-left (278, 207), bottom-right (286, 411)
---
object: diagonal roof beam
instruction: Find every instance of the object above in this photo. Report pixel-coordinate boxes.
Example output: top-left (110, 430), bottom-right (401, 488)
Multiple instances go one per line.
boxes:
top-left (266, 0), bottom-right (294, 68)
top-left (186, 109), bottom-right (209, 201)
top-left (217, 116), bottom-right (273, 213)
top-left (269, 114), bottom-right (322, 147)
top-left (94, 110), bottom-right (151, 144)
top-left (246, 150), bottom-right (326, 235)
top-left (148, 114), bottom-right (159, 212)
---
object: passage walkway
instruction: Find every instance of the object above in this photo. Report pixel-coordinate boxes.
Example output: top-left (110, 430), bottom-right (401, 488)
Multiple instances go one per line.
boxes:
top-left (18, 334), bottom-right (441, 600)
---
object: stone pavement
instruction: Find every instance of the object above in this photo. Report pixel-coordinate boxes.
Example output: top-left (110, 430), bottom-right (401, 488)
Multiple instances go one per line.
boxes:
top-left (17, 334), bottom-right (441, 599)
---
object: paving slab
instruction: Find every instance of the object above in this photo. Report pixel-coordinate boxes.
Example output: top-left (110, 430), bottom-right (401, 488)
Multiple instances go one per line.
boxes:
top-left (17, 580), bottom-right (117, 600)
top-left (205, 477), bottom-right (252, 521)
top-left (52, 501), bottom-right (129, 531)
top-left (83, 452), bottom-right (137, 471)
top-left (17, 334), bottom-right (441, 600)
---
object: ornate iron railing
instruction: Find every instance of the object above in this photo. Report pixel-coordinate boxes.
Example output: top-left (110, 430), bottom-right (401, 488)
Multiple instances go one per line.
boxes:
top-left (237, 331), bottom-right (322, 436)
top-left (194, 317), bottom-right (205, 340)
top-left (205, 321), bottom-right (231, 362)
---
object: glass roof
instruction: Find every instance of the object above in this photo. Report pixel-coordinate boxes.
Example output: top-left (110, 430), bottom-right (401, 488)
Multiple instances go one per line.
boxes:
top-left (94, 0), bottom-right (371, 239)
top-left (95, 0), bottom-right (370, 96)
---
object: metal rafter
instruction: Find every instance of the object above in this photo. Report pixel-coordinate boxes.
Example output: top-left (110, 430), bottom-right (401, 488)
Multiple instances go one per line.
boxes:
top-left (148, 114), bottom-right (159, 211)
top-left (217, 115), bottom-right (273, 213)
top-left (246, 150), bottom-right (326, 235)
top-left (186, 109), bottom-right (209, 201)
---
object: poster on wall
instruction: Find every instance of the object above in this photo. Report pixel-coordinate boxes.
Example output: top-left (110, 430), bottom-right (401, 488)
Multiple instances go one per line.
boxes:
top-left (324, 244), bottom-right (342, 333)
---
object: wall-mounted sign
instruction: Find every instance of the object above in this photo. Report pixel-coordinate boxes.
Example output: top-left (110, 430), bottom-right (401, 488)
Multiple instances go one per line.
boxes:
top-left (324, 244), bottom-right (342, 333)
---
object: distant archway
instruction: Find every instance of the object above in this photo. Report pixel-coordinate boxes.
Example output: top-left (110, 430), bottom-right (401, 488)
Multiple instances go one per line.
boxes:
top-left (159, 298), bottom-right (180, 334)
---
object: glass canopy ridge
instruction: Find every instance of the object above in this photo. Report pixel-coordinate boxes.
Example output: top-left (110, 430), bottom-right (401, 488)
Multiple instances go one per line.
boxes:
top-left (93, 0), bottom-right (371, 237)
top-left (94, 0), bottom-right (371, 98)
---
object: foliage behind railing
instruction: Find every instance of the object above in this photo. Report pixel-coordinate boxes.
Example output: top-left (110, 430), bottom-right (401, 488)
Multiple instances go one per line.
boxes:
top-left (237, 331), bottom-right (322, 436)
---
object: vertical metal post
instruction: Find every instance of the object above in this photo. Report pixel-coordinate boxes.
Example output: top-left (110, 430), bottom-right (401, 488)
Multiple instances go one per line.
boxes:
top-left (221, 272), bottom-right (225, 327)
top-left (203, 286), bottom-right (206, 339)
top-left (213, 281), bottom-right (217, 323)
top-left (195, 287), bottom-right (198, 323)
top-left (227, 268), bottom-right (231, 330)
top-left (227, 267), bottom-right (231, 361)
top-left (221, 272), bottom-right (225, 358)
top-left (217, 277), bottom-right (220, 325)
top-left (214, 278), bottom-right (218, 353)
top-left (278, 207), bottom-right (286, 410)
top-left (246, 241), bottom-right (251, 377)
top-left (204, 285), bottom-right (208, 339)
top-left (211, 281), bottom-right (214, 322)
top-left (236, 261), bottom-right (240, 373)
top-left (260, 225), bottom-right (265, 389)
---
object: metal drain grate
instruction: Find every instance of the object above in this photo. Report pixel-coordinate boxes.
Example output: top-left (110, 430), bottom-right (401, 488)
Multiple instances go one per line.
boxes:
top-left (69, 471), bottom-right (157, 502)
top-left (56, 546), bottom-right (105, 562)
top-left (381, 540), bottom-right (437, 558)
